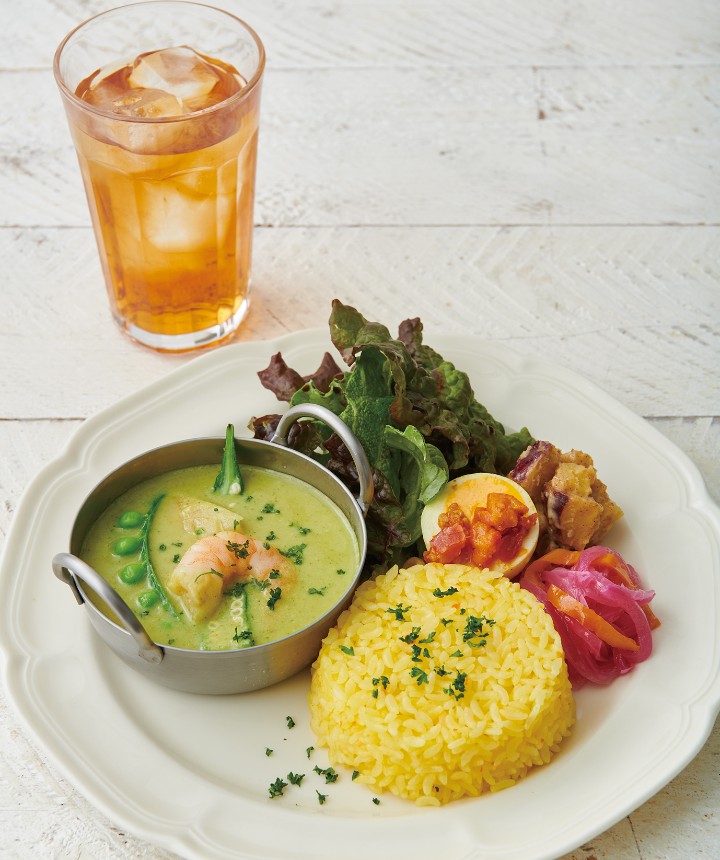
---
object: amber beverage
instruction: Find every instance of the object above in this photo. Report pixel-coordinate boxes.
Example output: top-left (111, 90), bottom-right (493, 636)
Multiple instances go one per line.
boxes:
top-left (54, 3), bottom-right (265, 352)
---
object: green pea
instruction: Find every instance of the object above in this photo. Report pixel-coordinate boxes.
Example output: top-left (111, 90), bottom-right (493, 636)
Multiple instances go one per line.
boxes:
top-left (118, 562), bottom-right (146, 585)
top-left (137, 590), bottom-right (160, 610)
top-left (113, 535), bottom-right (142, 556)
top-left (117, 511), bottom-right (145, 529)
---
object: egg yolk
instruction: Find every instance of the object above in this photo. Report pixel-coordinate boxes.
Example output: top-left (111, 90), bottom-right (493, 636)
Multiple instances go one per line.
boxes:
top-left (423, 493), bottom-right (537, 568)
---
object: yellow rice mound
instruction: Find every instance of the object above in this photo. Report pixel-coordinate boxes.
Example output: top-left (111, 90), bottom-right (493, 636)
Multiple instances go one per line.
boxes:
top-left (308, 563), bottom-right (575, 806)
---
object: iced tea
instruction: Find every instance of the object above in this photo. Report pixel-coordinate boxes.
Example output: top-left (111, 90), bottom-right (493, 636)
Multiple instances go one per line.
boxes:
top-left (54, 4), bottom-right (264, 351)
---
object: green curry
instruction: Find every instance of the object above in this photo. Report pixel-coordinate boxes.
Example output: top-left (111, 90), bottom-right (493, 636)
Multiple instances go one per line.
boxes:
top-left (81, 463), bottom-right (359, 650)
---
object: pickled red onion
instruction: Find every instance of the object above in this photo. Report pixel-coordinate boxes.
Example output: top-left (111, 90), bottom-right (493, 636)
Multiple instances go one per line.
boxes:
top-left (519, 546), bottom-right (659, 688)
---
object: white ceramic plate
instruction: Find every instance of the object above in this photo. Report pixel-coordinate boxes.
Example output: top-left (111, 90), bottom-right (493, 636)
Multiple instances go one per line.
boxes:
top-left (1, 330), bottom-right (719, 860)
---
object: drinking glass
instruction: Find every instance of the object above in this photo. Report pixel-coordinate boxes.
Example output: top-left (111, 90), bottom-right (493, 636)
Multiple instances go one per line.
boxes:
top-left (54, 2), bottom-right (265, 352)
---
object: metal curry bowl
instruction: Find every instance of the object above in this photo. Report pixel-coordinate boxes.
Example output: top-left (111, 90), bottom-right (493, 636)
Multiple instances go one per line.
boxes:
top-left (52, 404), bottom-right (373, 695)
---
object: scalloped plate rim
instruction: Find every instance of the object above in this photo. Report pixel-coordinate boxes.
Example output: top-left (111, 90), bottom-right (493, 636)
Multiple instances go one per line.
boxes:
top-left (1, 328), bottom-right (719, 860)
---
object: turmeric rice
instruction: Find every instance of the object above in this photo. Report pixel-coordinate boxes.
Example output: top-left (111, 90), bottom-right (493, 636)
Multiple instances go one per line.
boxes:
top-left (308, 562), bottom-right (575, 805)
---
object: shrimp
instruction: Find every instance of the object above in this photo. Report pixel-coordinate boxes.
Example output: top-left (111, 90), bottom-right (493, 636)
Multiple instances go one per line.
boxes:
top-left (168, 530), bottom-right (294, 622)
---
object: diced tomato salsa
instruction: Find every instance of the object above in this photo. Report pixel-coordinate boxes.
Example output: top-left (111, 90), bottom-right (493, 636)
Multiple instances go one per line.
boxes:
top-left (423, 493), bottom-right (537, 568)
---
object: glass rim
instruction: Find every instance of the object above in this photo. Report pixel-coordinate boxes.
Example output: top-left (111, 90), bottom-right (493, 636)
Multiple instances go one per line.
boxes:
top-left (53, 0), bottom-right (266, 124)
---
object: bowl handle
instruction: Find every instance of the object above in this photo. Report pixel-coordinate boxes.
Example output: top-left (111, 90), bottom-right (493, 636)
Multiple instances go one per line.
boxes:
top-left (52, 552), bottom-right (164, 665)
top-left (270, 403), bottom-right (374, 515)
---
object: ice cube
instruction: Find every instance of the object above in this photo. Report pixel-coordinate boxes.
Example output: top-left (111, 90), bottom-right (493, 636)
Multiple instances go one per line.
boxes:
top-left (129, 47), bottom-right (221, 109)
top-left (82, 68), bottom-right (186, 120)
top-left (138, 169), bottom-right (229, 252)
top-left (87, 59), bottom-right (129, 89)
top-left (110, 88), bottom-right (186, 119)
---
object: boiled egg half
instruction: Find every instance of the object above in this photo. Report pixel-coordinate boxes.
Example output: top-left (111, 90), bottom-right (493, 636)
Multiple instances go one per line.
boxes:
top-left (420, 473), bottom-right (540, 578)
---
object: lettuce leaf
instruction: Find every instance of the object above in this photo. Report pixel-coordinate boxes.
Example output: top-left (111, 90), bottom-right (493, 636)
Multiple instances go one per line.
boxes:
top-left (383, 425), bottom-right (449, 544)
top-left (338, 347), bottom-right (395, 472)
top-left (254, 300), bottom-right (534, 564)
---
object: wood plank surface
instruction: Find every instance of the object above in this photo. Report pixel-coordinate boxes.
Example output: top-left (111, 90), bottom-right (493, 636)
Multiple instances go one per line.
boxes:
top-left (4, 1), bottom-right (720, 71)
top-left (2, 64), bottom-right (718, 229)
top-left (1, 225), bottom-right (717, 418)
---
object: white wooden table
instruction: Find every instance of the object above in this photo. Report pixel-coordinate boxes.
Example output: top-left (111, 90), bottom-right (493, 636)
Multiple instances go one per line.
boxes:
top-left (1, 1), bottom-right (718, 857)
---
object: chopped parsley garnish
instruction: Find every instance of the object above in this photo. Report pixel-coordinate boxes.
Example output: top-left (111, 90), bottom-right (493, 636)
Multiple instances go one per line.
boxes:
top-left (172, 554), bottom-right (180, 564)
top-left (336, 568), bottom-right (346, 575)
top-left (419, 631), bottom-right (436, 644)
top-left (399, 626), bottom-right (421, 643)
top-left (308, 586), bottom-right (327, 596)
top-left (444, 671), bottom-right (467, 700)
top-left (158, 543), bottom-right (166, 551)
top-left (265, 530), bottom-right (277, 541)
top-left (432, 586), bottom-right (459, 597)
top-left (269, 568), bottom-right (282, 579)
top-left (313, 765), bottom-right (338, 783)
top-left (287, 772), bottom-right (305, 786)
top-left (268, 777), bottom-right (287, 798)
top-left (306, 746), bottom-right (314, 759)
top-left (387, 603), bottom-right (412, 621)
top-left (463, 614), bottom-right (496, 648)
top-left (286, 716), bottom-right (296, 729)
top-left (372, 797), bottom-right (380, 805)
top-left (226, 539), bottom-right (250, 559)
top-left (410, 666), bottom-right (429, 685)
top-left (265, 748), bottom-right (273, 757)
top-left (262, 503), bottom-right (280, 514)
top-left (451, 649), bottom-right (463, 657)
top-left (267, 586), bottom-right (282, 609)
top-left (352, 770), bottom-right (360, 780)
top-left (224, 582), bottom-right (245, 598)
top-left (232, 627), bottom-right (253, 645)
top-left (316, 790), bottom-right (327, 805)
top-left (441, 618), bottom-right (453, 626)
top-left (280, 543), bottom-right (307, 565)
top-left (371, 675), bottom-right (389, 697)
top-left (339, 645), bottom-right (355, 655)
top-left (410, 644), bottom-right (422, 662)
top-left (290, 522), bottom-right (312, 535)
